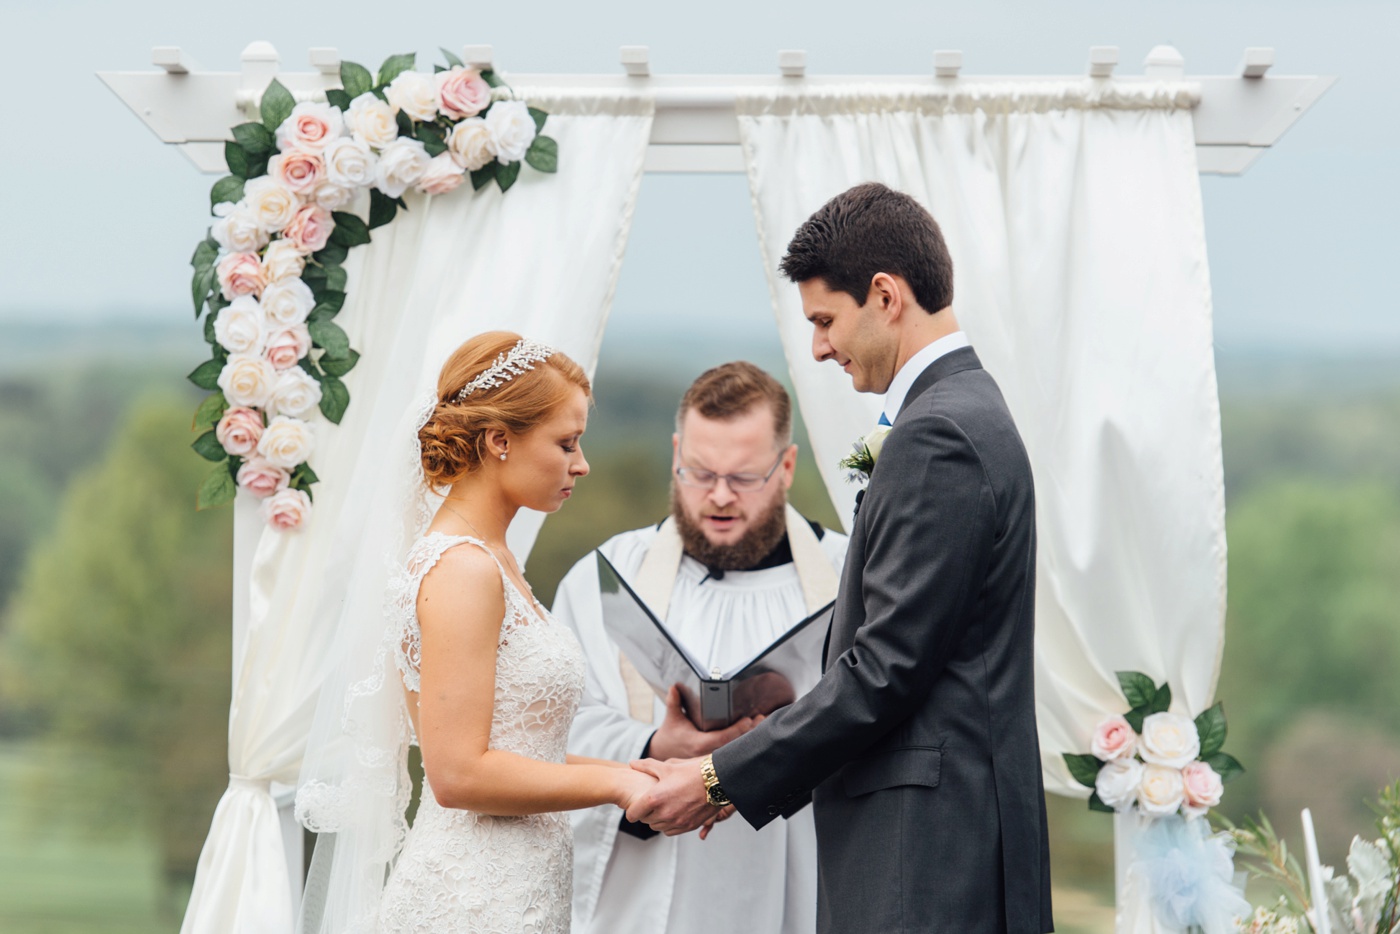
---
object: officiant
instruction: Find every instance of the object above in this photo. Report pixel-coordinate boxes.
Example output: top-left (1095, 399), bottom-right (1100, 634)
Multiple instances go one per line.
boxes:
top-left (553, 361), bottom-right (848, 934)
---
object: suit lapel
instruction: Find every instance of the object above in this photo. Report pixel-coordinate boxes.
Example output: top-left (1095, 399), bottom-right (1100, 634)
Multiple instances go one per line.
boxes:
top-left (897, 346), bottom-right (983, 420)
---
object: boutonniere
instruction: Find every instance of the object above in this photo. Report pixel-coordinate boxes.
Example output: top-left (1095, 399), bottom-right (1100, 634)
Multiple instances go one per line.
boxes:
top-left (838, 425), bottom-right (891, 484)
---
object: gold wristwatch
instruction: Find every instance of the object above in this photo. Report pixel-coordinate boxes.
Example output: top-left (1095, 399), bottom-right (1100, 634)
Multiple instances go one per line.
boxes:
top-left (701, 754), bottom-right (731, 807)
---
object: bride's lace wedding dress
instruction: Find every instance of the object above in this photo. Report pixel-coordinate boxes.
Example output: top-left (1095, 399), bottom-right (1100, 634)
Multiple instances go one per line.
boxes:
top-left (378, 531), bottom-right (586, 934)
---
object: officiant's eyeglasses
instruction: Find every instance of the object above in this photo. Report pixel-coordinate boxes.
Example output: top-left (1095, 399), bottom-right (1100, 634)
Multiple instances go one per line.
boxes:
top-left (675, 452), bottom-right (784, 493)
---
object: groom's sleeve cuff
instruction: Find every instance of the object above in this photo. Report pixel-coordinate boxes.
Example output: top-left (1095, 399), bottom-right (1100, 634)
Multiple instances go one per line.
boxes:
top-left (617, 734), bottom-right (660, 840)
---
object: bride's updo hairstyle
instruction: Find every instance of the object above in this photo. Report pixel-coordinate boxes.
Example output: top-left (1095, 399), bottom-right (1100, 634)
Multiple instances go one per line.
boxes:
top-left (419, 331), bottom-right (591, 487)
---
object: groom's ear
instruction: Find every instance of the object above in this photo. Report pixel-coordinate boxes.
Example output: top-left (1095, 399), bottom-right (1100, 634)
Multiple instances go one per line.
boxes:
top-left (868, 272), bottom-right (904, 324)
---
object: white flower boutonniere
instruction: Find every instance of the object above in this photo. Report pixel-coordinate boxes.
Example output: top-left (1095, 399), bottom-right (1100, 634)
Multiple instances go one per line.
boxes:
top-left (838, 425), bottom-right (892, 483)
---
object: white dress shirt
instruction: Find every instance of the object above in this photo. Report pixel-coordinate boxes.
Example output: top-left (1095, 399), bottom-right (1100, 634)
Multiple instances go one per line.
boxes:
top-left (880, 330), bottom-right (970, 425)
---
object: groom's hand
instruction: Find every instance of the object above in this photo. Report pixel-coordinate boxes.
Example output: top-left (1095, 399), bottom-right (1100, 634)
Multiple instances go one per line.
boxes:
top-left (648, 686), bottom-right (760, 761)
top-left (625, 756), bottom-right (716, 835)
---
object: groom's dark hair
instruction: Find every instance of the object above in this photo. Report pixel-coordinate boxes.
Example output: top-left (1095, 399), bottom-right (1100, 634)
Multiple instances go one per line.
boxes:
top-left (779, 182), bottom-right (954, 314)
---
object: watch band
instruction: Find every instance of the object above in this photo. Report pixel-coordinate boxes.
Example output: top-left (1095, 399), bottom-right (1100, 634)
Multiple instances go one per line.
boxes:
top-left (701, 754), bottom-right (731, 807)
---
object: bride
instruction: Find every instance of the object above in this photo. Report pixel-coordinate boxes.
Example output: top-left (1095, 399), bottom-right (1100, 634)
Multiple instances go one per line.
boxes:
top-left (296, 331), bottom-right (656, 934)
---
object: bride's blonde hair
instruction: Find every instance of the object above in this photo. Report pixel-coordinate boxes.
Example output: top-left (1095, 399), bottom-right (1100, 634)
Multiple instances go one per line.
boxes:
top-left (419, 331), bottom-right (591, 487)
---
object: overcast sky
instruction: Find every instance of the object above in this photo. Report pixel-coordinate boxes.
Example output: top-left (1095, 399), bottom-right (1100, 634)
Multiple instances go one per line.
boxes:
top-left (2, 0), bottom-right (1395, 355)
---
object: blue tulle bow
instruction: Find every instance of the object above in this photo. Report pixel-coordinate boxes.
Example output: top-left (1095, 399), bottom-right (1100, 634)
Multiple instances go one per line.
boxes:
top-left (1137, 815), bottom-right (1252, 933)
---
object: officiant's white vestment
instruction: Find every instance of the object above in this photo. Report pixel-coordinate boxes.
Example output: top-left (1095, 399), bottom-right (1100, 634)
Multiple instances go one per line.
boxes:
top-left (553, 508), bottom-right (848, 934)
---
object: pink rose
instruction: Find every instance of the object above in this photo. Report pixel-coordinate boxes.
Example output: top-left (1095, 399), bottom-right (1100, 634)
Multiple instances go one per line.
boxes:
top-left (416, 152), bottom-right (466, 195)
top-left (216, 252), bottom-right (266, 300)
top-left (215, 407), bottom-right (265, 457)
top-left (282, 203), bottom-right (335, 255)
top-left (1180, 761), bottom-right (1224, 818)
top-left (1091, 715), bottom-right (1138, 762)
top-left (276, 102), bottom-right (344, 153)
top-left (435, 66), bottom-right (491, 119)
top-left (236, 456), bottom-right (290, 498)
top-left (260, 488), bottom-right (312, 532)
top-left (269, 149), bottom-right (326, 195)
top-left (264, 324), bottom-right (312, 370)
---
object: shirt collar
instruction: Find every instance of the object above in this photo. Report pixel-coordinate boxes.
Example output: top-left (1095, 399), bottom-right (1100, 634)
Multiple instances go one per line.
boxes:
top-left (881, 331), bottom-right (970, 424)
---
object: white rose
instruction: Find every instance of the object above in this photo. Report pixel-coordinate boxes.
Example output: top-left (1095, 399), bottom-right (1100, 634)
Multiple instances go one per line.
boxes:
top-left (863, 425), bottom-right (892, 463)
top-left (323, 136), bottom-right (378, 189)
top-left (310, 181), bottom-right (356, 211)
top-left (257, 415), bottom-right (315, 469)
top-left (375, 138), bottom-right (431, 198)
top-left (241, 176), bottom-right (301, 233)
top-left (260, 278), bottom-right (316, 327)
top-left (485, 100), bottom-right (537, 164)
top-left (217, 352), bottom-right (277, 408)
top-left (211, 201), bottom-right (269, 254)
top-left (385, 71), bottom-right (439, 122)
top-left (344, 93), bottom-right (399, 150)
top-left (1138, 763), bottom-right (1186, 816)
top-left (447, 117), bottom-right (494, 171)
top-left (1139, 712), bottom-right (1201, 769)
top-left (266, 367), bottom-right (324, 418)
top-left (260, 239), bottom-right (306, 284)
top-left (1094, 757), bottom-right (1143, 811)
top-left (275, 101), bottom-right (344, 153)
top-left (212, 295), bottom-right (267, 354)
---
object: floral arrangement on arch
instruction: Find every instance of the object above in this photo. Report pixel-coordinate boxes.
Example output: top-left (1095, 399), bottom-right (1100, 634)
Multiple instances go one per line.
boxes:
top-left (1063, 671), bottom-right (1245, 819)
top-left (187, 49), bottom-right (557, 530)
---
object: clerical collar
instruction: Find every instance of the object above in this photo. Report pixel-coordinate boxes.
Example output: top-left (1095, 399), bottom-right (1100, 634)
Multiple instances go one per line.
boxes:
top-left (881, 330), bottom-right (969, 424)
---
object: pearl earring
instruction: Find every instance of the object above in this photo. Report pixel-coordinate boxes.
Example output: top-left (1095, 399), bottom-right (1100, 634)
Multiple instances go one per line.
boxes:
top-left (499, 453), bottom-right (507, 461)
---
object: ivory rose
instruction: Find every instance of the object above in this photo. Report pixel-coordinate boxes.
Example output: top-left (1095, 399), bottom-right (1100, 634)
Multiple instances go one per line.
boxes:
top-left (257, 415), bottom-right (315, 469)
top-left (269, 149), bottom-right (326, 195)
top-left (436, 66), bottom-right (491, 119)
top-left (260, 240), bottom-right (305, 284)
top-left (267, 367), bottom-right (324, 418)
top-left (375, 138), bottom-right (431, 198)
top-left (212, 296), bottom-right (267, 354)
top-left (265, 324), bottom-right (312, 370)
top-left (311, 182), bottom-right (355, 211)
top-left (236, 456), bottom-right (290, 498)
top-left (275, 101), bottom-right (344, 153)
top-left (485, 99), bottom-right (536, 163)
top-left (215, 406), bottom-right (265, 457)
top-left (211, 202), bottom-right (269, 254)
top-left (242, 176), bottom-right (301, 233)
top-left (1180, 761), bottom-right (1224, 818)
top-left (260, 278), bottom-right (316, 327)
top-left (216, 252), bottom-right (266, 300)
top-left (447, 117), bottom-right (493, 171)
top-left (261, 488), bottom-right (312, 531)
top-left (323, 137), bottom-right (378, 189)
top-left (217, 352), bottom-right (277, 408)
top-left (416, 152), bottom-right (466, 195)
top-left (1138, 763), bottom-right (1186, 816)
top-left (1139, 712), bottom-right (1201, 769)
top-left (863, 425), bottom-right (892, 463)
top-left (1091, 715), bottom-right (1138, 761)
top-left (385, 71), bottom-right (439, 122)
top-left (344, 93), bottom-right (398, 149)
top-left (282, 203), bottom-right (335, 255)
top-left (1094, 757), bottom-right (1143, 811)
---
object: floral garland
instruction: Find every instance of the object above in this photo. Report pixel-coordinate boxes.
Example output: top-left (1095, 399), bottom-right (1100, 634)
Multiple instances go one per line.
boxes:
top-left (187, 49), bottom-right (557, 530)
top-left (1063, 670), bottom-right (1245, 818)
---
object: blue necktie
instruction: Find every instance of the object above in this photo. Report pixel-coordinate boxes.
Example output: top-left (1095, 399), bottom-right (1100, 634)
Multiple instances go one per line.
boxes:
top-left (878, 412), bottom-right (893, 427)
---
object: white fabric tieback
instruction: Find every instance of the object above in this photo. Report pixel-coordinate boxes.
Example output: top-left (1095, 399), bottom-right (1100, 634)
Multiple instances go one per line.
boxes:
top-left (228, 773), bottom-right (270, 793)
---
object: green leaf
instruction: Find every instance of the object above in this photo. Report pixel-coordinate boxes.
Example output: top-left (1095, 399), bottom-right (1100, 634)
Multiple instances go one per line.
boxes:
top-left (329, 212), bottom-right (372, 247)
top-left (318, 373), bottom-right (351, 424)
top-left (232, 122), bottom-right (275, 155)
top-left (325, 88), bottom-right (351, 111)
top-left (191, 265), bottom-right (217, 316)
top-left (187, 358), bottom-right (223, 391)
top-left (313, 242), bottom-right (349, 266)
top-left (369, 188), bottom-right (398, 229)
top-left (1087, 791), bottom-right (1116, 814)
top-left (1194, 702), bottom-right (1228, 760)
top-left (1117, 671), bottom-right (1158, 710)
top-left (320, 349), bottom-right (360, 377)
top-left (300, 264), bottom-right (327, 292)
top-left (309, 318), bottom-right (351, 360)
top-left (202, 309), bottom-right (219, 345)
top-left (377, 53), bottom-right (416, 88)
top-left (495, 159), bottom-right (521, 192)
top-left (524, 135), bottom-right (558, 174)
top-left (191, 430), bottom-right (226, 462)
top-left (309, 290), bottom-right (346, 321)
top-left (292, 462), bottom-right (321, 486)
top-left (528, 106), bottom-right (548, 133)
top-left (197, 460), bottom-right (237, 510)
top-left (1205, 752), bottom-right (1245, 784)
top-left (1124, 707), bottom-right (1147, 733)
top-left (481, 68), bottom-right (503, 88)
top-left (1062, 753), bottom-right (1103, 789)
top-left (192, 392), bottom-right (228, 432)
top-left (325, 265), bottom-right (348, 292)
top-left (1149, 683), bottom-right (1172, 715)
top-left (244, 153), bottom-right (269, 180)
top-left (341, 61), bottom-right (373, 99)
top-left (259, 79), bottom-right (296, 131)
top-left (191, 238), bottom-right (218, 270)
top-left (395, 109), bottom-right (414, 137)
top-left (469, 161), bottom-right (498, 191)
top-left (210, 175), bottom-right (245, 211)
top-left (440, 46), bottom-right (464, 68)
top-left (224, 140), bottom-right (252, 179)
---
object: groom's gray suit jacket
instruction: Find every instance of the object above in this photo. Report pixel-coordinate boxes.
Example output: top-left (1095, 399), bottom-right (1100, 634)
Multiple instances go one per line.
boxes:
top-left (713, 347), bottom-right (1053, 934)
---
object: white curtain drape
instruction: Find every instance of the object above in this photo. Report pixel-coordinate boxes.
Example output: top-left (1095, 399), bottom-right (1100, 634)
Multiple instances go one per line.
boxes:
top-left (737, 82), bottom-right (1225, 796)
top-left (180, 91), bottom-right (654, 934)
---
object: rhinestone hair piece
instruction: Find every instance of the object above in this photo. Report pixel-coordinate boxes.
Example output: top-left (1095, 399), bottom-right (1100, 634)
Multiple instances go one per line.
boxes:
top-left (453, 338), bottom-right (557, 403)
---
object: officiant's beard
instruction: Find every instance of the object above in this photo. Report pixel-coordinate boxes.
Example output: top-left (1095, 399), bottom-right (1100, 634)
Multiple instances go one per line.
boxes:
top-left (671, 484), bottom-right (789, 571)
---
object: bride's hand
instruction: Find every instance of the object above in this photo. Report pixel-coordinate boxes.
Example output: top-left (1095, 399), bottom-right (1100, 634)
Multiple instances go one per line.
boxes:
top-left (613, 765), bottom-right (658, 810)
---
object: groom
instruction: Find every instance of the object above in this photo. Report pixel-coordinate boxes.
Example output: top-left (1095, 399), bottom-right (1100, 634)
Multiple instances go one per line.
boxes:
top-left (628, 183), bottom-right (1053, 933)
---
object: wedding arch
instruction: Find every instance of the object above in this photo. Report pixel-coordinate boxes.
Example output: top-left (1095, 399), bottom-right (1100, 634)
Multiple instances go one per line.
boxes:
top-left (101, 42), bottom-right (1332, 934)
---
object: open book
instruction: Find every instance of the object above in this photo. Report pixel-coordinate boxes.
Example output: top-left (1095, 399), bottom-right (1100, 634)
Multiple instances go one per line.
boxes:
top-left (595, 550), bottom-right (834, 731)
